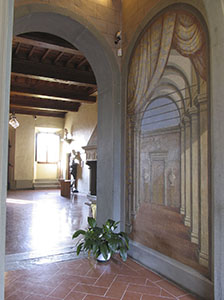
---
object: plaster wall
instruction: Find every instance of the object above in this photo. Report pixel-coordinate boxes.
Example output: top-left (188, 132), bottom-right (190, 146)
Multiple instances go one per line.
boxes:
top-left (14, 0), bottom-right (121, 61)
top-left (64, 103), bottom-right (97, 194)
top-left (35, 164), bottom-right (58, 179)
top-left (13, 114), bottom-right (64, 187)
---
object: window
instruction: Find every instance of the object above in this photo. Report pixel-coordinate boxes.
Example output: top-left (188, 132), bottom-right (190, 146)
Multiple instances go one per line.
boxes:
top-left (36, 132), bottom-right (60, 163)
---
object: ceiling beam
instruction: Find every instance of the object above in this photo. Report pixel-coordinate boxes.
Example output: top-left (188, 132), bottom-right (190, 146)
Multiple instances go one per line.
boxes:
top-left (14, 36), bottom-right (82, 57)
top-left (77, 58), bottom-right (87, 69)
top-left (10, 96), bottom-right (81, 112)
top-left (10, 84), bottom-right (97, 104)
top-left (12, 58), bottom-right (97, 87)
top-left (10, 106), bottom-right (66, 118)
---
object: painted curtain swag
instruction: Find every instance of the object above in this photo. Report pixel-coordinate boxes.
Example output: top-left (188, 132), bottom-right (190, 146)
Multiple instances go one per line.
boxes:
top-left (128, 10), bottom-right (207, 114)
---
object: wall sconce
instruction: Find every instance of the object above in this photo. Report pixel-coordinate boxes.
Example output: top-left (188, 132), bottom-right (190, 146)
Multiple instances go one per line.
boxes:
top-left (9, 113), bottom-right (19, 129)
top-left (63, 128), bottom-right (74, 144)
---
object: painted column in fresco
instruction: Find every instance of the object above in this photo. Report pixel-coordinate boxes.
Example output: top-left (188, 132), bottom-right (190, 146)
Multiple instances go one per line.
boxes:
top-left (189, 105), bottom-right (199, 244)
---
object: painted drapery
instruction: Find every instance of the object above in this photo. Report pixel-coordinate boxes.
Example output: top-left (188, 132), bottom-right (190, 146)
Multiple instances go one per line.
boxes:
top-left (173, 12), bottom-right (207, 81)
top-left (128, 11), bottom-right (207, 114)
top-left (128, 12), bottom-right (176, 114)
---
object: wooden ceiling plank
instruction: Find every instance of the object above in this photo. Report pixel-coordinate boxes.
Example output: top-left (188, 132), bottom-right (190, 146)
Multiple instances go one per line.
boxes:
top-left (10, 105), bottom-right (66, 118)
top-left (14, 36), bottom-right (83, 57)
top-left (66, 54), bottom-right (76, 67)
top-left (12, 58), bottom-right (97, 87)
top-left (10, 96), bottom-right (81, 112)
top-left (54, 52), bottom-right (64, 64)
top-left (10, 85), bottom-right (96, 103)
top-left (41, 49), bottom-right (51, 62)
top-left (14, 43), bottom-right (21, 56)
top-left (77, 58), bottom-right (87, 69)
top-left (11, 72), bottom-right (96, 88)
top-left (88, 87), bottom-right (98, 96)
top-left (28, 46), bottom-right (36, 59)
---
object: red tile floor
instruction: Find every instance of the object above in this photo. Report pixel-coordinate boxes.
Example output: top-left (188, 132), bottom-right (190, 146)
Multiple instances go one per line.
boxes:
top-left (5, 190), bottom-right (199, 300)
top-left (5, 256), bottom-right (199, 300)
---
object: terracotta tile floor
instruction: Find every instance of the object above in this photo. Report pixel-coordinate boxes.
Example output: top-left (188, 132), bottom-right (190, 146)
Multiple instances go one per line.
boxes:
top-left (6, 190), bottom-right (90, 255)
top-left (5, 256), bottom-right (199, 300)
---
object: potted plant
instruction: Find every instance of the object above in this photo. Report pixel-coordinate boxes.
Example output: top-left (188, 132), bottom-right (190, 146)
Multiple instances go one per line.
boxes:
top-left (72, 217), bottom-right (129, 262)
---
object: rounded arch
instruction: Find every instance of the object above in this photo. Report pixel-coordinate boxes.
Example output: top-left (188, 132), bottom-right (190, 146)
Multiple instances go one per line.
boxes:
top-left (13, 4), bottom-right (122, 226)
top-left (141, 96), bottom-right (180, 132)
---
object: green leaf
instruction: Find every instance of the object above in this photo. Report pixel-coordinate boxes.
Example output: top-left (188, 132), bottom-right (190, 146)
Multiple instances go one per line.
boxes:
top-left (72, 230), bottom-right (86, 239)
top-left (88, 217), bottom-right (97, 228)
top-left (119, 232), bottom-right (129, 248)
top-left (119, 247), bottom-right (128, 261)
top-left (100, 243), bottom-right (109, 260)
top-left (77, 242), bottom-right (83, 255)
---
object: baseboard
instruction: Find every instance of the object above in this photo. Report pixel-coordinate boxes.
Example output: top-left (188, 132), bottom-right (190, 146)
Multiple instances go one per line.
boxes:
top-left (15, 180), bottom-right (33, 190)
top-left (128, 240), bottom-right (214, 300)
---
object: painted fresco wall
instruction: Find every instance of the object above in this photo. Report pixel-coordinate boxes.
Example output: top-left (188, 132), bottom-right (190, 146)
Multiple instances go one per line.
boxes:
top-left (127, 6), bottom-right (210, 277)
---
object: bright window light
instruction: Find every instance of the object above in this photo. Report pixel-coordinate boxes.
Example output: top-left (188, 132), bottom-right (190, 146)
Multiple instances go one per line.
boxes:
top-left (36, 132), bottom-right (60, 163)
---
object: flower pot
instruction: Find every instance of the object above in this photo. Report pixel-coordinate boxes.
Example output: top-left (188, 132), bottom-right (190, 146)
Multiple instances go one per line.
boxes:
top-left (97, 252), bottom-right (111, 262)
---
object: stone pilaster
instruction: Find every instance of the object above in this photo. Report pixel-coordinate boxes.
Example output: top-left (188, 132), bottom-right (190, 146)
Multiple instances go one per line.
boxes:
top-left (189, 105), bottom-right (199, 244)
top-left (0, 1), bottom-right (14, 299)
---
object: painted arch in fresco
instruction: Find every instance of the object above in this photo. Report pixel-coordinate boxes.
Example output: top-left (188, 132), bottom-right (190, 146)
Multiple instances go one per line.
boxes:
top-left (126, 5), bottom-right (210, 277)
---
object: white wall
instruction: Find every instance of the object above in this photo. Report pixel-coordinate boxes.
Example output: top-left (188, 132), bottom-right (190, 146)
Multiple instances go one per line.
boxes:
top-left (64, 103), bottom-right (97, 194)
top-left (12, 114), bottom-right (64, 188)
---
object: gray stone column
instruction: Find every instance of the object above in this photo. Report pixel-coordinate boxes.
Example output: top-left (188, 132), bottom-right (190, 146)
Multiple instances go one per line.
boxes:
top-left (198, 98), bottom-right (209, 267)
top-left (189, 106), bottom-right (199, 244)
top-left (0, 0), bottom-right (14, 298)
top-left (184, 115), bottom-right (191, 227)
top-left (180, 122), bottom-right (185, 215)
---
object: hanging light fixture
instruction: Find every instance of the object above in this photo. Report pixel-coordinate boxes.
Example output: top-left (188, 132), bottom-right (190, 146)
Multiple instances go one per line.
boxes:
top-left (9, 113), bottom-right (19, 129)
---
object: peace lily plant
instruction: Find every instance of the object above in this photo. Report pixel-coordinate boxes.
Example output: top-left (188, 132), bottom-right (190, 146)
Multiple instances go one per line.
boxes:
top-left (72, 217), bottom-right (129, 262)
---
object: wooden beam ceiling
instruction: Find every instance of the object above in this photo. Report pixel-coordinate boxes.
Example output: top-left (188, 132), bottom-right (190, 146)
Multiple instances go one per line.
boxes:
top-left (10, 33), bottom-right (97, 118)
top-left (13, 36), bottom-right (82, 57)
top-left (11, 84), bottom-right (97, 104)
top-left (10, 106), bottom-right (66, 118)
top-left (10, 96), bottom-right (81, 112)
top-left (12, 58), bottom-right (96, 87)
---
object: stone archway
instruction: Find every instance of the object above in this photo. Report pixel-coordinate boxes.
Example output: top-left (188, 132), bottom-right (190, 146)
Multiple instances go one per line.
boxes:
top-left (0, 3), bottom-right (122, 298)
top-left (13, 5), bottom-right (122, 225)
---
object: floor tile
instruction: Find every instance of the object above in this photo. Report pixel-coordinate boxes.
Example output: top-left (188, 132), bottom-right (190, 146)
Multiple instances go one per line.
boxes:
top-left (127, 283), bottom-right (161, 296)
top-left (64, 290), bottom-right (86, 300)
top-left (122, 291), bottom-right (142, 300)
top-left (105, 280), bottom-right (128, 298)
top-left (156, 279), bottom-right (186, 297)
top-left (4, 190), bottom-right (200, 300)
top-left (6, 190), bottom-right (90, 255)
top-left (94, 273), bottom-right (116, 287)
top-left (74, 283), bottom-right (107, 295)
